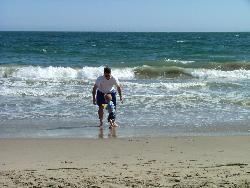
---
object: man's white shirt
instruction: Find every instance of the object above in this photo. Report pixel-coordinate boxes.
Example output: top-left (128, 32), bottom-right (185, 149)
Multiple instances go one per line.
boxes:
top-left (95, 75), bottom-right (119, 93)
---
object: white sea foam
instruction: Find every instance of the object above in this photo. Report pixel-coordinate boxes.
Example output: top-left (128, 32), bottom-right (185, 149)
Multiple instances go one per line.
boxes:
top-left (78, 67), bottom-right (135, 80)
top-left (14, 66), bottom-right (78, 80)
top-left (164, 58), bottom-right (195, 64)
top-left (1, 86), bottom-right (91, 98)
top-left (176, 40), bottom-right (185, 43)
top-left (0, 66), bottom-right (135, 81)
top-left (112, 68), bottom-right (135, 79)
top-left (123, 81), bottom-right (207, 91)
top-left (191, 69), bottom-right (250, 80)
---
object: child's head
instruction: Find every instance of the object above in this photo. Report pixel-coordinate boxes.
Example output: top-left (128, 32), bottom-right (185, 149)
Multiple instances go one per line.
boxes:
top-left (104, 94), bottom-right (112, 102)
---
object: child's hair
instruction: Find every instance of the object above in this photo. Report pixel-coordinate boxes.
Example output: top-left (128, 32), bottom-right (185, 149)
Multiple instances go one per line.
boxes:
top-left (104, 94), bottom-right (112, 101)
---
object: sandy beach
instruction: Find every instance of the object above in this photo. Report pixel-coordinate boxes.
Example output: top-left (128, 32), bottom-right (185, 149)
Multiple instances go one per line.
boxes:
top-left (0, 135), bottom-right (250, 187)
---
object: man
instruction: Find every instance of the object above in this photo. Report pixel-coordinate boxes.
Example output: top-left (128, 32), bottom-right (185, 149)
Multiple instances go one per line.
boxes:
top-left (92, 67), bottom-right (123, 126)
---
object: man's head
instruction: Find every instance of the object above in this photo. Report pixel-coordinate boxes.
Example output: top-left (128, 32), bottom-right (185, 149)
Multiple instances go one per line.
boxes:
top-left (104, 93), bottom-right (112, 102)
top-left (104, 66), bottom-right (111, 80)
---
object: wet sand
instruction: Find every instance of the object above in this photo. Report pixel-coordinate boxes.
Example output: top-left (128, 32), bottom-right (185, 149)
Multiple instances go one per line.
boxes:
top-left (0, 135), bottom-right (250, 187)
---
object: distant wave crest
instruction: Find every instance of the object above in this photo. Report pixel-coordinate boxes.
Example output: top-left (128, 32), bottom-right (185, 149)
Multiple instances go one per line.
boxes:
top-left (134, 65), bottom-right (192, 78)
top-left (203, 62), bottom-right (250, 71)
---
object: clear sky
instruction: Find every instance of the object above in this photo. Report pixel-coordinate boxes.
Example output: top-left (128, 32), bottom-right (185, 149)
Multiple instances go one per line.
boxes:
top-left (1, 0), bottom-right (250, 32)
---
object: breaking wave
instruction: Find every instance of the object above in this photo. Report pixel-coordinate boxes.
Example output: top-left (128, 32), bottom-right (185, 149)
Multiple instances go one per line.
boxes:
top-left (1, 65), bottom-right (250, 81)
top-left (0, 66), bottom-right (134, 80)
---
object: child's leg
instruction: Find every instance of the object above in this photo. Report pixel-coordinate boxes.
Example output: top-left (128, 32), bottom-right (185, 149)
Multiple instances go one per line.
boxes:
top-left (113, 120), bottom-right (118, 127)
top-left (110, 119), bottom-right (118, 127)
top-left (109, 119), bottom-right (114, 128)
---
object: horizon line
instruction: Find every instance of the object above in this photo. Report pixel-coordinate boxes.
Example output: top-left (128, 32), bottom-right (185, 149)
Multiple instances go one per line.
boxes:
top-left (0, 30), bottom-right (250, 33)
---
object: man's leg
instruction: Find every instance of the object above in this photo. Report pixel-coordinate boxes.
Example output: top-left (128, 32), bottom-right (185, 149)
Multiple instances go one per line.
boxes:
top-left (98, 106), bottom-right (104, 126)
top-left (96, 90), bottom-right (105, 126)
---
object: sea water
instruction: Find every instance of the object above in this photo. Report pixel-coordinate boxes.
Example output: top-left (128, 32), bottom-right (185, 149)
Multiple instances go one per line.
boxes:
top-left (0, 32), bottom-right (250, 138)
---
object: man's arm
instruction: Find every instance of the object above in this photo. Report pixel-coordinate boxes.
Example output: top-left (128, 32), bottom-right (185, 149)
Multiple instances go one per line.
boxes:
top-left (92, 84), bottom-right (98, 105)
top-left (117, 85), bottom-right (124, 103)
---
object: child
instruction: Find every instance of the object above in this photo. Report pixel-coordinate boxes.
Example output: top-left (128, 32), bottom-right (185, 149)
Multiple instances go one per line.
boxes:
top-left (104, 94), bottom-right (118, 128)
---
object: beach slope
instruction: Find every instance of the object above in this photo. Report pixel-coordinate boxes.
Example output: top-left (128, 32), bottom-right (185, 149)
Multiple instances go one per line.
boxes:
top-left (0, 136), bottom-right (250, 187)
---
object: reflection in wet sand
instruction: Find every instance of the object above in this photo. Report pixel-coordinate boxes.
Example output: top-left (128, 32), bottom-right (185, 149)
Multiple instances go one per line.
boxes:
top-left (98, 127), bottom-right (117, 139)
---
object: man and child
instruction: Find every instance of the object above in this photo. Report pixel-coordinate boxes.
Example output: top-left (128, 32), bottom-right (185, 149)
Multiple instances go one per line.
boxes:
top-left (92, 67), bottom-right (123, 128)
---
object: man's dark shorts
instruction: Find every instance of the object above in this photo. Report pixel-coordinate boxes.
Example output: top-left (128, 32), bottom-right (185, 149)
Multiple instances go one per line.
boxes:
top-left (96, 90), bottom-right (116, 107)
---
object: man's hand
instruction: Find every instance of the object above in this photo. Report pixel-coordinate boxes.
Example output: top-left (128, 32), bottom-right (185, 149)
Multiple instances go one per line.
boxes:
top-left (93, 98), bottom-right (97, 105)
top-left (120, 96), bottom-right (124, 104)
top-left (92, 85), bottom-right (98, 105)
top-left (117, 85), bottom-right (123, 104)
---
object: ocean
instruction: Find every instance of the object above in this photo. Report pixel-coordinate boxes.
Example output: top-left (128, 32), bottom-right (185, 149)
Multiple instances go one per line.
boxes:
top-left (0, 32), bottom-right (250, 138)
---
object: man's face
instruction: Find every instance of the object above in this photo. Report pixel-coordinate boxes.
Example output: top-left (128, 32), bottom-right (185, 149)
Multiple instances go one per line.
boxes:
top-left (104, 72), bottom-right (111, 80)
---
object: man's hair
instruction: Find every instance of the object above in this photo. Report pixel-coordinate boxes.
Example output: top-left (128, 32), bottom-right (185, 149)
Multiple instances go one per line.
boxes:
top-left (104, 66), bottom-right (111, 74)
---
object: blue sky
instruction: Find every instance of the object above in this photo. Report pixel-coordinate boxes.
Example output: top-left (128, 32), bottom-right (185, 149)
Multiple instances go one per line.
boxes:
top-left (1, 0), bottom-right (250, 32)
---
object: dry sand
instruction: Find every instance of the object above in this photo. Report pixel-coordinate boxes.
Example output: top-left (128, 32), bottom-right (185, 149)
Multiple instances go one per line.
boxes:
top-left (0, 135), bottom-right (250, 187)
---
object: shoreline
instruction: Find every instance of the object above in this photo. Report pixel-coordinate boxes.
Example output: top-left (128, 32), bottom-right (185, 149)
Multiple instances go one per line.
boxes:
top-left (0, 135), bottom-right (250, 187)
top-left (1, 134), bottom-right (248, 140)
top-left (1, 120), bottom-right (250, 139)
